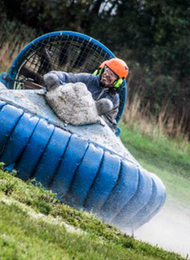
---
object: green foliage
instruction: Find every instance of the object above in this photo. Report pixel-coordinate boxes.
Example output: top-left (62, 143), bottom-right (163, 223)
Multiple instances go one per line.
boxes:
top-left (1, 0), bottom-right (96, 33)
top-left (1, 0), bottom-right (190, 136)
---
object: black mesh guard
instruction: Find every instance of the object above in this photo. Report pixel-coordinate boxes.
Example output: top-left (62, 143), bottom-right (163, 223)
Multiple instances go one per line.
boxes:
top-left (9, 32), bottom-right (126, 121)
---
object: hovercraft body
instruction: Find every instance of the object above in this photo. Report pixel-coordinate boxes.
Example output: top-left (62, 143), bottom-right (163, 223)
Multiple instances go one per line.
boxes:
top-left (0, 31), bottom-right (166, 232)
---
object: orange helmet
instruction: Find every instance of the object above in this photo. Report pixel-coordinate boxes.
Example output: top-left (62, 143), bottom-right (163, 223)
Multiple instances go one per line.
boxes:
top-left (99, 58), bottom-right (129, 79)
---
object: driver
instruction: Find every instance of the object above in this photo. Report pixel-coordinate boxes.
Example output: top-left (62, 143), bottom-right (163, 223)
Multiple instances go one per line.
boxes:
top-left (43, 58), bottom-right (129, 133)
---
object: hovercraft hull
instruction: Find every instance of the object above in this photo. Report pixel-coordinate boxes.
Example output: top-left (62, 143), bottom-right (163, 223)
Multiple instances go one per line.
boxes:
top-left (0, 89), bottom-right (166, 232)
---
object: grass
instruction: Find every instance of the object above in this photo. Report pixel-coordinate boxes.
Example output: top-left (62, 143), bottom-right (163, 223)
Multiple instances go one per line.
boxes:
top-left (119, 122), bottom-right (190, 210)
top-left (119, 121), bottom-right (190, 180)
top-left (0, 166), bottom-right (187, 260)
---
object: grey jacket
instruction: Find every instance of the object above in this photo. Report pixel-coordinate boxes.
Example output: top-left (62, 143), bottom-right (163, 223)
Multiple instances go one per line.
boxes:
top-left (46, 71), bottom-right (120, 132)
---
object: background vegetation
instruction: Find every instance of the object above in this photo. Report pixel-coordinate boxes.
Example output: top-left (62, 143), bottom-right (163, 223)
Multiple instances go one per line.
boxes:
top-left (1, 0), bottom-right (190, 138)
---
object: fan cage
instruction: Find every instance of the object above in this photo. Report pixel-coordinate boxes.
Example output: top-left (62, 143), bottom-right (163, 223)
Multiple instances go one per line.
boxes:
top-left (8, 31), bottom-right (127, 122)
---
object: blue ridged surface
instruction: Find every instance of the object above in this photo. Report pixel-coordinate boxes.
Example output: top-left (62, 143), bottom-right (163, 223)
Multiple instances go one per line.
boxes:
top-left (50, 134), bottom-right (89, 199)
top-left (0, 102), bottom-right (166, 231)
top-left (33, 127), bottom-right (71, 188)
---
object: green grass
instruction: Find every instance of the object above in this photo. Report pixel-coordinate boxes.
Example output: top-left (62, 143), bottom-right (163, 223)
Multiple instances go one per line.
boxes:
top-left (0, 168), bottom-right (186, 260)
top-left (119, 122), bottom-right (190, 179)
top-left (119, 121), bottom-right (190, 210)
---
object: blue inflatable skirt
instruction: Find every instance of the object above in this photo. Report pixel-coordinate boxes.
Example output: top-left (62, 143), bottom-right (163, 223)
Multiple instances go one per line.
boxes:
top-left (0, 89), bottom-right (166, 232)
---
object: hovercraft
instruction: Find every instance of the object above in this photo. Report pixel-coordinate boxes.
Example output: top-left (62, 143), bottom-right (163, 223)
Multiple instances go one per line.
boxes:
top-left (0, 31), bottom-right (166, 232)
